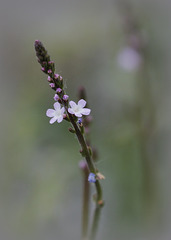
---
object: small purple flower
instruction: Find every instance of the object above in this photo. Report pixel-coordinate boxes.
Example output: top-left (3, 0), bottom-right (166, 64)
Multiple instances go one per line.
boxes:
top-left (78, 118), bottom-right (82, 124)
top-left (54, 94), bottom-right (59, 101)
top-left (56, 88), bottom-right (62, 93)
top-left (48, 61), bottom-right (54, 64)
top-left (46, 102), bottom-right (65, 124)
top-left (47, 69), bottom-right (52, 74)
top-left (49, 83), bottom-right (55, 88)
top-left (68, 99), bottom-right (91, 117)
top-left (88, 173), bottom-right (96, 183)
top-left (47, 76), bottom-right (52, 82)
top-left (41, 67), bottom-right (45, 72)
top-left (60, 76), bottom-right (63, 81)
top-left (63, 95), bottom-right (69, 101)
top-left (54, 74), bottom-right (59, 79)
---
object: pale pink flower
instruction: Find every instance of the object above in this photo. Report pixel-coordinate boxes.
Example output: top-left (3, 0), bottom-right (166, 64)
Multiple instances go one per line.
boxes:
top-left (46, 102), bottom-right (65, 124)
top-left (117, 46), bottom-right (142, 71)
top-left (68, 99), bottom-right (91, 117)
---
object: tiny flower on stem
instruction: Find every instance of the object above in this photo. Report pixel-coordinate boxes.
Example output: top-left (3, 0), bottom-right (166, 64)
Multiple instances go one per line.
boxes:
top-left (54, 74), bottom-right (59, 79)
top-left (63, 95), bottom-right (69, 101)
top-left (56, 88), bottom-right (62, 93)
top-left (54, 94), bottom-right (59, 101)
top-left (47, 76), bottom-right (52, 82)
top-left (46, 102), bottom-right (65, 124)
top-left (88, 173), bottom-right (96, 183)
top-left (78, 118), bottom-right (82, 124)
top-left (49, 83), bottom-right (55, 88)
top-left (68, 99), bottom-right (91, 117)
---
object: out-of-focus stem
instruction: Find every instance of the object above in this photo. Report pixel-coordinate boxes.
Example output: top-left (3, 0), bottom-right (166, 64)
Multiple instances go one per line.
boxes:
top-left (81, 167), bottom-right (90, 239)
top-left (89, 205), bottom-right (102, 240)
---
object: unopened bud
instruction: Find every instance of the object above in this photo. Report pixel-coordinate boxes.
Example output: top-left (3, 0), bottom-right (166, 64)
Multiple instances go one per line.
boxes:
top-left (63, 95), bottom-right (69, 101)
top-left (49, 83), bottom-right (55, 88)
top-left (68, 128), bottom-right (75, 133)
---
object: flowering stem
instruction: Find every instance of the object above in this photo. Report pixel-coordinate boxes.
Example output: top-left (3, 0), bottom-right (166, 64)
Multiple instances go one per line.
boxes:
top-left (68, 113), bottom-right (103, 240)
top-left (68, 113), bottom-right (103, 205)
top-left (34, 40), bottom-right (104, 240)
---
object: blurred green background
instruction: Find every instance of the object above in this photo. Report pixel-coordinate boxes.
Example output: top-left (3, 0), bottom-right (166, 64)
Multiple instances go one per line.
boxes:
top-left (0, 0), bottom-right (171, 239)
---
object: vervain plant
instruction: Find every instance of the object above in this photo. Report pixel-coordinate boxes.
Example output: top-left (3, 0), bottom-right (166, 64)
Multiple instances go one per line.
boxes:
top-left (34, 40), bottom-right (104, 240)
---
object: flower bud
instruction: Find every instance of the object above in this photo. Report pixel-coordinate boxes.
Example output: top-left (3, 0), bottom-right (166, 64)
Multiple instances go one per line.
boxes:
top-left (56, 88), bottom-right (62, 93)
top-left (54, 94), bottom-right (59, 101)
top-left (49, 83), bottom-right (55, 88)
top-left (63, 95), bottom-right (69, 101)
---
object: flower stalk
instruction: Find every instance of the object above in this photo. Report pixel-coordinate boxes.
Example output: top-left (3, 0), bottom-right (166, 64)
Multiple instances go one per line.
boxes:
top-left (79, 160), bottom-right (90, 239)
top-left (34, 40), bottom-right (104, 240)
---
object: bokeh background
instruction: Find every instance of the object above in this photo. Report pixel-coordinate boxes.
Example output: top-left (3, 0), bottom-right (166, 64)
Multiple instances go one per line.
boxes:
top-left (1, 0), bottom-right (171, 239)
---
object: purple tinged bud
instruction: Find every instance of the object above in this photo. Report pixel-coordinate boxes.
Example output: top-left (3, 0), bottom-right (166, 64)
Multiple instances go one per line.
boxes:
top-left (41, 67), bottom-right (45, 72)
top-left (49, 83), bottom-right (55, 88)
top-left (56, 88), bottom-right (62, 93)
top-left (35, 40), bottom-right (40, 45)
top-left (60, 76), bottom-right (63, 81)
top-left (54, 74), bottom-right (59, 79)
top-left (47, 76), bottom-right (51, 82)
top-left (78, 118), bottom-right (82, 124)
top-left (68, 127), bottom-right (75, 133)
top-left (63, 95), bottom-right (69, 101)
top-left (54, 94), bottom-right (59, 101)
top-left (47, 69), bottom-right (52, 74)
top-left (63, 114), bottom-right (67, 120)
top-left (79, 160), bottom-right (88, 170)
top-left (48, 61), bottom-right (54, 64)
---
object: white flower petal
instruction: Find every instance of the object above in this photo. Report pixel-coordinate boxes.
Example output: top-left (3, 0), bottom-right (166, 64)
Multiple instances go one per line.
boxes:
top-left (81, 108), bottom-right (91, 115)
top-left (54, 102), bottom-right (61, 110)
top-left (68, 108), bottom-right (74, 114)
top-left (61, 107), bottom-right (65, 114)
top-left (46, 109), bottom-right (55, 117)
top-left (49, 117), bottom-right (57, 124)
top-left (69, 101), bottom-right (77, 108)
top-left (78, 99), bottom-right (86, 108)
top-left (75, 112), bottom-right (82, 117)
top-left (57, 116), bottom-right (63, 123)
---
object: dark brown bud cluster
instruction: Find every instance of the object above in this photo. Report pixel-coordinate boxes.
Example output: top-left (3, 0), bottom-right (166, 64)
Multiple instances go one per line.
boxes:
top-left (34, 40), bottom-right (63, 90)
top-left (34, 40), bottom-right (51, 71)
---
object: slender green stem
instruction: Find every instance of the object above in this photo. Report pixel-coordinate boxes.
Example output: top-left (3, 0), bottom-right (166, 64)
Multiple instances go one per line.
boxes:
top-left (81, 168), bottom-right (90, 239)
top-left (94, 181), bottom-right (103, 203)
top-left (67, 113), bottom-right (104, 240)
top-left (68, 113), bottom-right (103, 205)
top-left (89, 205), bottom-right (102, 240)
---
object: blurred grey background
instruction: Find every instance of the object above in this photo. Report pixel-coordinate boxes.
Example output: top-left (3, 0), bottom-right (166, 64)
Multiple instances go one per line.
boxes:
top-left (0, 0), bottom-right (171, 239)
